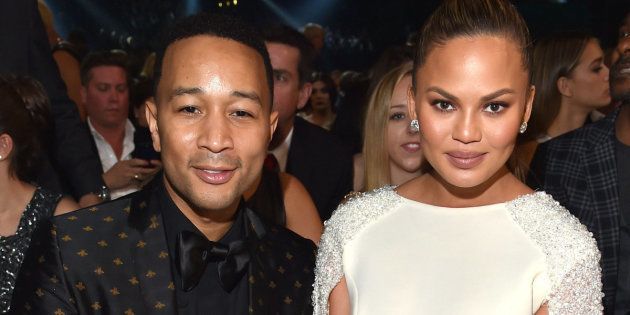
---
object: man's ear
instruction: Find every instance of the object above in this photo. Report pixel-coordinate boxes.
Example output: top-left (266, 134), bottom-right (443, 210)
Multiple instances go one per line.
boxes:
top-left (145, 98), bottom-right (161, 152)
top-left (269, 110), bottom-right (279, 142)
top-left (0, 134), bottom-right (14, 160)
top-left (557, 76), bottom-right (573, 98)
top-left (296, 82), bottom-right (313, 110)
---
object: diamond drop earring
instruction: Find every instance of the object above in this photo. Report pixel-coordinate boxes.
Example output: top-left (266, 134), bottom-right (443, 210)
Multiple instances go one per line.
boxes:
top-left (519, 122), bottom-right (528, 134)
top-left (410, 119), bottom-right (420, 133)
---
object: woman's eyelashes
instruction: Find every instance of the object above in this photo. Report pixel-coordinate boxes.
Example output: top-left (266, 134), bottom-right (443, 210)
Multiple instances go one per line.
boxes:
top-left (389, 112), bottom-right (406, 121)
top-left (429, 99), bottom-right (509, 115)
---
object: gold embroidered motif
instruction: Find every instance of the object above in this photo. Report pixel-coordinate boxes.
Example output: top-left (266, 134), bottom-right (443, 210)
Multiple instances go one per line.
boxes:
top-left (285, 252), bottom-right (293, 260)
top-left (277, 266), bottom-right (285, 274)
top-left (35, 288), bottom-right (44, 297)
top-left (123, 206), bottom-right (131, 214)
top-left (294, 281), bottom-right (302, 288)
top-left (61, 235), bottom-right (72, 242)
top-left (97, 240), bottom-right (108, 247)
top-left (118, 232), bottom-right (128, 239)
top-left (129, 277), bottom-right (139, 285)
top-left (168, 282), bottom-right (175, 290)
top-left (154, 301), bottom-right (165, 309)
top-left (75, 282), bottom-right (86, 291)
top-left (103, 216), bottom-right (114, 222)
top-left (82, 226), bottom-right (93, 232)
top-left (63, 264), bottom-right (69, 271)
top-left (158, 251), bottom-right (168, 259)
top-left (248, 275), bottom-right (255, 284)
top-left (146, 270), bottom-right (156, 278)
top-left (124, 309), bottom-right (135, 315)
top-left (77, 249), bottom-right (88, 257)
top-left (268, 281), bottom-right (276, 288)
top-left (149, 215), bottom-right (159, 229)
top-left (139, 201), bottom-right (147, 209)
top-left (91, 302), bottom-right (101, 310)
top-left (67, 215), bottom-right (78, 221)
top-left (136, 240), bottom-right (147, 248)
top-left (88, 207), bottom-right (98, 212)
top-left (94, 267), bottom-right (105, 275)
top-left (50, 275), bottom-right (59, 283)
top-left (54, 308), bottom-right (65, 315)
top-left (283, 296), bottom-right (293, 304)
top-left (110, 287), bottom-right (120, 295)
top-left (38, 255), bottom-right (45, 263)
top-left (113, 258), bottom-right (123, 266)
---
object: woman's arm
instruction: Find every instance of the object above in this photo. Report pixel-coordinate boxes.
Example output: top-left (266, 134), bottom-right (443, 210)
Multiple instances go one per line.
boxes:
top-left (329, 277), bottom-right (351, 315)
top-left (53, 196), bottom-right (79, 216)
top-left (280, 172), bottom-right (323, 244)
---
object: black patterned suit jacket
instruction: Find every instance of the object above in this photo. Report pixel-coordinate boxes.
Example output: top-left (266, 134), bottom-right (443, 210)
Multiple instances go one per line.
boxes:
top-left (11, 182), bottom-right (316, 314)
top-left (529, 109), bottom-right (620, 313)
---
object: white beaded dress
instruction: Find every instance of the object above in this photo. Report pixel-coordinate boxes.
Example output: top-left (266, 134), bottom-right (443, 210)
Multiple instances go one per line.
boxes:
top-left (312, 186), bottom-right (603, 315)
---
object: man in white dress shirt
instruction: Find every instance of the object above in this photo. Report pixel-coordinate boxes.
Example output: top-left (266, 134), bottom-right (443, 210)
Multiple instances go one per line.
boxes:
top-left (80, 51), bottom-right (160, 200)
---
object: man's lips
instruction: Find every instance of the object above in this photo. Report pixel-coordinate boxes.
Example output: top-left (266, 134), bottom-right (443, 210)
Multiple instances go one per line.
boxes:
top-left (401, 142), bottom-right (421, 153)
top-left (445, 151), bottom-right (487, 169)
top-left (193, 167), bottom-right (236, 185)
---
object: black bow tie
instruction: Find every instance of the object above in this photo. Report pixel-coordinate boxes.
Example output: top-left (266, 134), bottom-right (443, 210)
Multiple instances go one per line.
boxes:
top-left (175, 230), bottom-right (250, 292)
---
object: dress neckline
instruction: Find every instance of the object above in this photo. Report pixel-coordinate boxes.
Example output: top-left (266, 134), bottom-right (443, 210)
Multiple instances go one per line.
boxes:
top-left (393, 189), bottom-right (545, 212)
top-left (0, 187), bottom-right (41, 240)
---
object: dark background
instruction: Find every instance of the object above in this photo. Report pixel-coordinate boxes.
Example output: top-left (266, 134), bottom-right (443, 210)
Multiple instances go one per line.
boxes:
top-left (44, 0), bottom-right (630, 71)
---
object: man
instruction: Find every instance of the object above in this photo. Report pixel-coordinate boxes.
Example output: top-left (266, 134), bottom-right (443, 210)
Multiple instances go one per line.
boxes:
top-left (12, 13), bottom-right (316, 314)
top-left (80, 51), bottom-right (160, 200)
top-left (264, 25), bottom-right (353, 221)
top-left (0, 0), bottom-right (105, 207)
top-left (530, 55), bottom-right (630, 314)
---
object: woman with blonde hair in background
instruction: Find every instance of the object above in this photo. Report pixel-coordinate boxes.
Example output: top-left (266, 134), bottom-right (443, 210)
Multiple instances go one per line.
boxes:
top-left (353, 62), bottom-right (424, 191)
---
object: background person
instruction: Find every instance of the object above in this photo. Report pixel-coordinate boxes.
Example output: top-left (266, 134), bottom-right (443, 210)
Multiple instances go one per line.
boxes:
top-left (353, 62), bottom-right (424, 191)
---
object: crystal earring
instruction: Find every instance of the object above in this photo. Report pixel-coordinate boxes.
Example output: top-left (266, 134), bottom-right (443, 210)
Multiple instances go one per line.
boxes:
top-left (519, 122), bottom-right (528, 134)
top-left (410, 119), bottom-right (420, 133)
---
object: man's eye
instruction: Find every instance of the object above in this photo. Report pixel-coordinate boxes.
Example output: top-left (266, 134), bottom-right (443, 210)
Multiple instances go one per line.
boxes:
top-left (180, 106), bottom-right (199, 114)
top-left (232, 110), bottom-right (252, 117)
top-left (274, 73), bottom-right (287, 82)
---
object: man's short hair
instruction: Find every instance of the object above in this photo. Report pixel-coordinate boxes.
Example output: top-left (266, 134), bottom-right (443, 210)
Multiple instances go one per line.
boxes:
top-left (262, 24), bottom-right (314, 85)
top-left (80, 51), bottom-right (129, 86)
top-left (154, 13), bottom-right (273, 104)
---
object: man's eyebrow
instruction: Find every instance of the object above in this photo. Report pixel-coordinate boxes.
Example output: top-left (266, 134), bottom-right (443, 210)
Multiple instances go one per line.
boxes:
top-left (231, 90), bottom-right (262, 106)
top-left (168, 87), bottom-right (203, 101)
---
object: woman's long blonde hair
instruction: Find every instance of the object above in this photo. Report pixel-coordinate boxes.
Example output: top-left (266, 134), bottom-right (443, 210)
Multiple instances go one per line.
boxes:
top-left (362, 62), bottom-right (413, 191)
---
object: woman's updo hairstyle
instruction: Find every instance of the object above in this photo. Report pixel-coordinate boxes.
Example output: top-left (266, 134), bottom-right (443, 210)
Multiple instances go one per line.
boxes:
top-left (411, 0), bottom-right (532, 90)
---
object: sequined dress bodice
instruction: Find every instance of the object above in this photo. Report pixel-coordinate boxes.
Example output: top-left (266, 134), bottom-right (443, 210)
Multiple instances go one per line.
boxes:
top-left (313, 187), bottom-right (604, 315)
top-left (0, 187), bottom-right (60, 313)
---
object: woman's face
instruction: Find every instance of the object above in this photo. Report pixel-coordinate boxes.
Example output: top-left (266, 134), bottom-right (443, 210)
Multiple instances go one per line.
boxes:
top-left (409, 36), bottom-right (533, 188)
top-left (310, 80), bottom-right (331, 111)
top-left (387, 75), bottom-right (423, 174)
top-left (564, 39), bottom-right (610, 109)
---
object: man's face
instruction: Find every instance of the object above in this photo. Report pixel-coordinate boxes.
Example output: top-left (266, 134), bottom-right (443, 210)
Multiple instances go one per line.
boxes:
top-left (265, 42), bottom-right (310, 139)
top-left (81, 66), bottom-right (129, 129)
top-left (147, 35), bottom-right (277, 214)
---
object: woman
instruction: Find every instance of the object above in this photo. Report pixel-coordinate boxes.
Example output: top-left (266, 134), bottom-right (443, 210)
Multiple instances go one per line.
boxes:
top-left (313, 0), bottom-right (603, 314)
top-left (0, 76), bottom-right (77, 313)
top-left (303, 72), bottom-right (337, 130)
top-left (519, 32), bottom-right (610, 166)
top-left (353, 62), bottom-right (424, 191)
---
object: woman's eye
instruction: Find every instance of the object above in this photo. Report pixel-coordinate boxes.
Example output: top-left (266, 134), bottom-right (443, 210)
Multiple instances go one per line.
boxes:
top-left (483, 102), bottom-right (506, 114)
top-left (432, 100), bottom-right (455, 112)
top-left (389, 112), bottom-right (405, 120)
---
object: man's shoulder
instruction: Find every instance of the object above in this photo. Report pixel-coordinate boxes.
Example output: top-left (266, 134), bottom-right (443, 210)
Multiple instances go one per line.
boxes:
top-left (262, 223), bottom-right (317, 257)
top-left (51, 194), bottom-right (136, 234)
top-left (544, 113), bottom-right (615, 154)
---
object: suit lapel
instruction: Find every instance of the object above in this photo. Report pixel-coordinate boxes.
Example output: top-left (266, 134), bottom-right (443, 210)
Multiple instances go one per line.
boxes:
top-left (128, 184), bottom-right (176, 313)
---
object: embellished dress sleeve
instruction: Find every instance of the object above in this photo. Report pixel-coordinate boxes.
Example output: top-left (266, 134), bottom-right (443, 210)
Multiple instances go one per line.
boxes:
top-left (507, 193), bottom-right (604, 315)
top-left (311, 186), bottom-right (401, 315)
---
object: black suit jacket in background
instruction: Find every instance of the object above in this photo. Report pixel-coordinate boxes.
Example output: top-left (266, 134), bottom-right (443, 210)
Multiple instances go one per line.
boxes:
top-left (287, 117), bottom-right (353, 221)
top-left (0, 0), bottom-right (104, 198)
top-left (12, 181), bottom-right (316, 314)
top-left (529, 109), bottom-right (620, 313)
